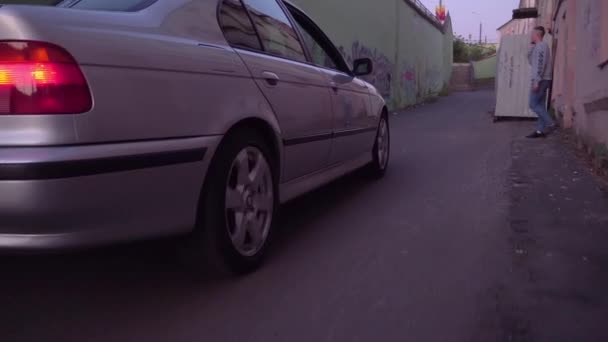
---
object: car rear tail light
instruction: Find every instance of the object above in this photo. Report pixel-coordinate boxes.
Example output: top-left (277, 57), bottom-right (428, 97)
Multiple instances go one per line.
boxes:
top-left (0, 41), bottom-right (92, 115)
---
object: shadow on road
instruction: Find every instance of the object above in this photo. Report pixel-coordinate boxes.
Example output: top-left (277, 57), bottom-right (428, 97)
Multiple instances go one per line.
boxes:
top-left (0, 166), bottom-right (386, 341)
top-left (1, 168), bottom-right (374, 290)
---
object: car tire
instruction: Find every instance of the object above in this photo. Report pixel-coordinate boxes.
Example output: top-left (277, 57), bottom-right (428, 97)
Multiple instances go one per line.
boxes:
top-left (367, 114), bottom-right (390, 178)
top-left (185, 128), bottom-right (278, 276)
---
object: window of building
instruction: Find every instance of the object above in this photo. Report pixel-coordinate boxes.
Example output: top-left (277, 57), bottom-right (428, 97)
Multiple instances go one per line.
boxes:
top-left (241, 0), bottom-right (307, 63)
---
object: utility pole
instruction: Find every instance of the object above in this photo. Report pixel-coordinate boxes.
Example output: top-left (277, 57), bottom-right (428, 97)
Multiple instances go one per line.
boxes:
top-left (472, 11), bottom-right (484, 45)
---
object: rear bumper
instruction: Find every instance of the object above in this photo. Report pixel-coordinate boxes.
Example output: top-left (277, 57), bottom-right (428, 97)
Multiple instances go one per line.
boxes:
top-left (0, 135), bottom-right (222, 251)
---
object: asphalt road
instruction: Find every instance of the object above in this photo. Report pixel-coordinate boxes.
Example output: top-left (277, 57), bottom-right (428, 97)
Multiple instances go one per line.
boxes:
top-left (2, 91), bottom-right (607, 342)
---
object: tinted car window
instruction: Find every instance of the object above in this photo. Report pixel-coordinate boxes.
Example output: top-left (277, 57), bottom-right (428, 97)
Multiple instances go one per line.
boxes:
top-left (57, 0), bottom-right (155, 11)
top-left (287, 5), bottom-right (351, 74)
top-left (292, 18), bottom-right (337, 70)
top-left (242, 0), bottom-right (306, 62)
top-left (219, 0), bottom-right (263, 51)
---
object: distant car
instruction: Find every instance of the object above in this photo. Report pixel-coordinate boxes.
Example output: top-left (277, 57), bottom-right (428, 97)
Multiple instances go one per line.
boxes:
top-left (0, 0), bottom-right (390, 273)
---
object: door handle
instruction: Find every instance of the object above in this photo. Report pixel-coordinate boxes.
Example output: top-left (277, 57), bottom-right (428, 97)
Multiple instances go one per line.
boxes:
top-left (329, 82), bottom-right (338, 92)
top-left (261, 71), bottom-right (279, 86)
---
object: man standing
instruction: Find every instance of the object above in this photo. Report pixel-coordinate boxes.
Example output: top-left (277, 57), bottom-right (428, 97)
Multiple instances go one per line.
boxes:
top-left (527, 26), bottom-right (555, 138)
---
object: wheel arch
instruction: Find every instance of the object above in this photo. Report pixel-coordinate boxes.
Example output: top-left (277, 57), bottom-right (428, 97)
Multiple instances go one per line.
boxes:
top-left (212, 117), bottom-right (283, 180)
top-left (202, 117), bottom-right (283, 191)
top-left (195, 116), bottom-right (282, 228)
top-left (375, 105), bottom-right (389, 128)
top-left (381, 106), bottom-right (388, 118)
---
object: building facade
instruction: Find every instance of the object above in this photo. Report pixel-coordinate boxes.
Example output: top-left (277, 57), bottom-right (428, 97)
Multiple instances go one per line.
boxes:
top-left (497, 0), bottom-right (608, 153)
top-left (497, 0), bottom-right (555, 40)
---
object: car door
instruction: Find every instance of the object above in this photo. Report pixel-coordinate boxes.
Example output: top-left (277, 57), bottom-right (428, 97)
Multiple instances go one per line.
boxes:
top-left (286, 4), bottom-right (377, 165)
top-left (219, 0), bottom-right (334, 182)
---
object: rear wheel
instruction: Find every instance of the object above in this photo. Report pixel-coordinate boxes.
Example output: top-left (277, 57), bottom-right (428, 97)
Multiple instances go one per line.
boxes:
top-left (367, 114), bottom-right (390, 178)
top-left (187, 129), bottom-right (277, 276)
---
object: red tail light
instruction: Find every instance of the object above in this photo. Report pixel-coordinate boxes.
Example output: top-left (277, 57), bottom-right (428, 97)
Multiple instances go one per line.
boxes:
top-left (0, 41), bottom-right (92, 115)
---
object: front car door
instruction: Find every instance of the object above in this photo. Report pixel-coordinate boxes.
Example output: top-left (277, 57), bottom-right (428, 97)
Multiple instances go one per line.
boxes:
top-left (286, 4), bottom-right (377, 165)
top-left (218, 0), bottom-right (334, 182)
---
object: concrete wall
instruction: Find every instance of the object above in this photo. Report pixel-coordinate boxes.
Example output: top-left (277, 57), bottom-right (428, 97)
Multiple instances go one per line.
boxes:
top-left (551, 0), bottom-right (576, 128)
top-left (536, 0), bottom-right (556, 30)
top-left (571, 0), bottom-right (608, 146)
top-left (292, 0), bottom-right (453, 110)
top-left (472, 55), bottom-right (497, 79)
top-left (552, 0), bottom-right (608, 152)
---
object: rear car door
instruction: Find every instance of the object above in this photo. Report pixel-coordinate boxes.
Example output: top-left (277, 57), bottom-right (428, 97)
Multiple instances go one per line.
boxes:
top-left (287, 5), bottom-right (376, 165)
top-left (219, 0), bottom-right (334, 182)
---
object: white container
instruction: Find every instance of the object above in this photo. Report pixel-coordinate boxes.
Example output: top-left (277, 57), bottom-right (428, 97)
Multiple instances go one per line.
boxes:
top-left (495, 34), bottom-right (538, 118)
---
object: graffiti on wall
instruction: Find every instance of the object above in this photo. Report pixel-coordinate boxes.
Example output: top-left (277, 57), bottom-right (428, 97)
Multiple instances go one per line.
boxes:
top-left (337, 42), bottom-right (447, 107)
top-left (339, 41), bottom-right (394, 97)
top-left (424, 68), bottom-right (442, 93)
top-left (399, 62), bottom-right (417, 102)
top-left (399, 63), bottom-right (442, 101)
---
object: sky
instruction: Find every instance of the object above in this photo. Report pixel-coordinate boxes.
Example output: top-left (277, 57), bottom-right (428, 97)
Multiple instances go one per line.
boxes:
top-left (419, 0), bottom-right (519, 43)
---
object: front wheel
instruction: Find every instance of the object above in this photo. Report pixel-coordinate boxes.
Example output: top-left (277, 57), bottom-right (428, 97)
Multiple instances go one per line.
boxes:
top-left (367, 115), bottom-right (390, 178)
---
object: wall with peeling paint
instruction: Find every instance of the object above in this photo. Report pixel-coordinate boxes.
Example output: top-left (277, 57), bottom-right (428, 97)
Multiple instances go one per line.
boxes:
top-left (572, 0), bottom-right (608, 147)
top-left (552, 0), bottom-right (608, 149)
top-left (291, 0), bottom-right (453, 110)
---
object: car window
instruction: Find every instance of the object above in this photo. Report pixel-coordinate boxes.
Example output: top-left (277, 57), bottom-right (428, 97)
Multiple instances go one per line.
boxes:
top-left (291, 16), bottom-right (337, 70)
top-left (57, 0), bottom-right (156, 11)
top-left (287, 6), bottom-right (351, 74)
top-left (241, 0), bottom-right (307, 63)
top-left (219, 0), bottom-right (263, 51)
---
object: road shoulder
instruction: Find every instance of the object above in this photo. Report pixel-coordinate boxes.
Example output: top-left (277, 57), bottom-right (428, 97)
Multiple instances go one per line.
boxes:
top-left (505, 131), bottom-right (608, 341)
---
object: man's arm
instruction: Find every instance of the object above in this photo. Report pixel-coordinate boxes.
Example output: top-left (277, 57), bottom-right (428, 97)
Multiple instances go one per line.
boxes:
top-left (532, 44), bottom-right (547, 87)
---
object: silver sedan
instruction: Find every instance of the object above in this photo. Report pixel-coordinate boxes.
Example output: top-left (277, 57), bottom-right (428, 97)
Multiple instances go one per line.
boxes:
top-left (0, 0), bottom-right (390, 274)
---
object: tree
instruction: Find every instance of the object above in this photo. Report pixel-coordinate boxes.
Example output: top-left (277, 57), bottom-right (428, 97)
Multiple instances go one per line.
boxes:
top-left (453, 35), bottom-right (497, 63)
top-left (453, 35), bottom-right (469, 63)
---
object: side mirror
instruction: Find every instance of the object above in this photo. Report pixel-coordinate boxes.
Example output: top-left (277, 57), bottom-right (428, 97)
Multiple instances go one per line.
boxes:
top-left (353, 58), bottom-right (373, 76)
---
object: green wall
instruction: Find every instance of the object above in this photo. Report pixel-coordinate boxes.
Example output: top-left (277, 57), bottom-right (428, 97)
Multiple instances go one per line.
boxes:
top-left (472, 55), bottom-right (497, 80)
top-left (292, 0), bottom-right (453, 109)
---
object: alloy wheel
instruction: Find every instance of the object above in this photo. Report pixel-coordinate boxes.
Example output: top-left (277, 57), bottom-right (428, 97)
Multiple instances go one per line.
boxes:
top-left (225, 146), bottom-right (274, 257)
top-left (377, 118), bottom-right (389, 170)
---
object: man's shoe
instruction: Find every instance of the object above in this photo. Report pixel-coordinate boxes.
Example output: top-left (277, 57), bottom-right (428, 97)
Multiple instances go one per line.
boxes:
top-left (526, 131), bottom-right (546, 139)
